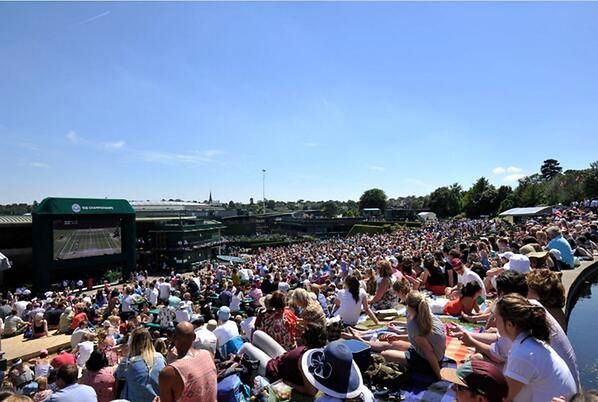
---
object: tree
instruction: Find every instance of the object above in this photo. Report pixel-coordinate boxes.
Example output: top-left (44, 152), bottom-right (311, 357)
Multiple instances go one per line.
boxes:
top-left (512, 174), bottom-right (545, 207)
top-left (462, 177), bottom-right (498, 217)
top-left (540, 159), bottom-right (563, 181)
top-left (583, 161), bottom-right (598, 198)
top-left (359, 188), bottom-right (387, 211)
top-left (266, 200), bottom-right (276, 210)
top-left (428, 183), bottom-right (462, 218)
top-left (321, 201), bottom-right (339, 218)
top-left (227, 200), bottom-right (235, 209)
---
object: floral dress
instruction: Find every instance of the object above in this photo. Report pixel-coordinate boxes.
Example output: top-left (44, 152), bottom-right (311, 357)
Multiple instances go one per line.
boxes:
top-left (371, 277), bottom-right (398, 310)
top-left (254, 307), bottom-right (298, 351)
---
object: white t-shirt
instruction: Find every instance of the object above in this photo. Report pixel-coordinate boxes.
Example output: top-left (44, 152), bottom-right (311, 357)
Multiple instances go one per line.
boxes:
top-left (529, 299), bottom-right (580, 388)
top-left (230, 293), bottom-right (243, 313)
top-left (158, 282), bottom-right (171, 300)
top-left (193, 327), bottom-right (218, 354)
top-left (457, 268), bottom-right (486, 298)
top-left (148, 287), bottom-right (159, 306)
top-left (175, 308), bottom-right (191, 323)
top-left (71, 328), bottom-right (91, 349)
top-left (14, 301), bottom-right (29, 318)
top-left (121, 295), bottom-right (134, 313)
top-left (504, 332), bottom-right (576, 402)
top-left (213, 320), bottom-right (239, 347)
top-left (336, 288), bottom-right (368, 326)
top-left (76, 340), bottom-right (94, 367)
top-left (239, 268), bottom-right (251, 281)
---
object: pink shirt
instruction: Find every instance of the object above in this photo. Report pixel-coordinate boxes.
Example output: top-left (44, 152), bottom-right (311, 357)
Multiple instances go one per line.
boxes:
top-left (170, 350), bottom-right (217, 402)
top-left (80, 366), bottom-right (116, 402)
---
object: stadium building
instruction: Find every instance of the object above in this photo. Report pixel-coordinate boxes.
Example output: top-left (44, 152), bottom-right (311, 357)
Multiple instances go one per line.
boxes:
top-left (0, 198), bottom-right (225, 290)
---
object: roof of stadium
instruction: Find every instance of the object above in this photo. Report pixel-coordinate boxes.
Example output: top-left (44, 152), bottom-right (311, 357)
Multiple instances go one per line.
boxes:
top-left (499, 206), bottom-right (553, 217)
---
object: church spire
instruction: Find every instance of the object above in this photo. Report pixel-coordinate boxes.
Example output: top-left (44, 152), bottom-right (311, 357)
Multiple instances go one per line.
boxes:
top-left (208, 191), bottom-right (212, 204)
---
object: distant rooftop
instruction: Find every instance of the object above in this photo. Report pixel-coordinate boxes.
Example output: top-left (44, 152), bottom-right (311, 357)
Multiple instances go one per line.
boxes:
top-left (499, 206), bottom-right (553, 217)
top-left (0, 215), bottom-right (32, 226)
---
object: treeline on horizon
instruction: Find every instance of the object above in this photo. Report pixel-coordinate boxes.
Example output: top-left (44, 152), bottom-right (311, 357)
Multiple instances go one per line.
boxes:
top-left (2, 159), bottom-right (598, 219)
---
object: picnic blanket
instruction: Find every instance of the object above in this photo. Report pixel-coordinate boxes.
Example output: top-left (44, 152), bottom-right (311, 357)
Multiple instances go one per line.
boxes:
top-left (444, 336), bottom-right (474, 365)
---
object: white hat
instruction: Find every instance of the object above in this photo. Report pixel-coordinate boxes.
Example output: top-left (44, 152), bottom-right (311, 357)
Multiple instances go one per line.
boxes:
top-left (505, 254), bottom-right (531, 274)
top-left (498, 252), bottom-right (514, 260)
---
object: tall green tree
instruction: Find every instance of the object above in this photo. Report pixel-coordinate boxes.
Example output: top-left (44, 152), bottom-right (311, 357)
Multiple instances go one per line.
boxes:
top-left (321, 200), bottom-right (340, 218)
top-left (583, 161), bottom-right (598, 198)
top-left (359, 188), bottom-right (387, 211)
top-left (428, 183), bottom-right (462, 218)
top-left (463, 177), bottom-right (498, 217)
top-left (540, 159), bottom-right (563, 181)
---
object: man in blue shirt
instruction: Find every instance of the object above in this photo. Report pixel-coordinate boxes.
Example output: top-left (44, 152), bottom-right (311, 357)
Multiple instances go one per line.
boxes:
top-left (48, 364), bottom-right (97, 402)
top-left (546, 226), bottom-right (575, 269)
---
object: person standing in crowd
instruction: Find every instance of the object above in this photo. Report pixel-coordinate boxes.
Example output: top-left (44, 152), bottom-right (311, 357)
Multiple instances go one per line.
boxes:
top-left (115, 328), bottom-right (166, 402)
top-left (159, 322), bottom-right (217, 402)
top-left (80, 351), bottom-right (116, 402)
top-left (158, 278), bottom-right (171, 302)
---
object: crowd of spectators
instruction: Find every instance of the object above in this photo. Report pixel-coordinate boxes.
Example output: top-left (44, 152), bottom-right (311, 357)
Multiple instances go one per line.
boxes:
top-left (0, 206), bottom-right (597, 402)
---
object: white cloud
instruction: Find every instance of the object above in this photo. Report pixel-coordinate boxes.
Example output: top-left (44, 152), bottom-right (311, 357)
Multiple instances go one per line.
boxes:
top-left (29, 162), bottom-right (49, 169)
top-left (104, 140), bottom-right (126, 150)
top-left (503, 173), bottom-right (526, 183)
top-left (492, 167), bottom-right (506, 175)
top-left (66, 131), bottom-right (80, 143)
top-left (506, 166), bottom-right (523, 174)
top-left (136, 149), bottom-right (222, 165)
top-left (368, 165), bottom-right (385, 172)
top-left (66, 130), bottom-right (222, 166)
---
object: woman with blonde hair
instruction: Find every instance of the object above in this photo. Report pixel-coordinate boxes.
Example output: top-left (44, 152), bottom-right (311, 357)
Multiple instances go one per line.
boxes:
top-left (496, 294), bottom-right (576, 402)
top-left (30, 313), bottom-right (48, 339)
top-left (292, 288), bottom-right (326, 329)
top-left (114, 327), bottom-right (166, 402)
top-left (31, 377), bottom-right (51, 402)
top-left (346, 291), bottom-right (445, 380)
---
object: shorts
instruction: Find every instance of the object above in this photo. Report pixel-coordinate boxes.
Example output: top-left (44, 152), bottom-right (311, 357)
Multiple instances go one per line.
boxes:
top-left (405, 346), bottom-right (437, 376)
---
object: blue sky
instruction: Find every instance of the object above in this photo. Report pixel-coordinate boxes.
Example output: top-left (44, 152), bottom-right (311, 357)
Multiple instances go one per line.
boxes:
top-left (2, 2), bottom-right (598, 204)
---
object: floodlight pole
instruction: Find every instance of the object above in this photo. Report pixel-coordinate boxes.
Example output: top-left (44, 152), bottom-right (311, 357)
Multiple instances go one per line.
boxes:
top-left (262, 169), bottom-right (266, 214)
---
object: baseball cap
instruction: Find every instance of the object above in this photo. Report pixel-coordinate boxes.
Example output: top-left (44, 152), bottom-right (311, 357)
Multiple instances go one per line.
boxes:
top-left (450, 258), bottom-right (463, 269)
top-left (217, 306), bottom-right (231, 321)
top-left (441, 360), bottom-right (508, 402)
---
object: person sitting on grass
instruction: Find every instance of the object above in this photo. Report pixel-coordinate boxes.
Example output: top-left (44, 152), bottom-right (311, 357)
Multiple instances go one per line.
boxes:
top-left (344, 291), bottom-right (446, 381)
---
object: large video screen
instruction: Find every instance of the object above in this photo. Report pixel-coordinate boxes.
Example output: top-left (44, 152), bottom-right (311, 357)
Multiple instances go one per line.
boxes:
top-left (53, 218), bottom-right (122, 260)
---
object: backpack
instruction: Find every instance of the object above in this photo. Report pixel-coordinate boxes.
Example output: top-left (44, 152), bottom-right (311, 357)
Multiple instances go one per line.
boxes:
top-left (219, 335), bottom-right (245, 359)
top-left (217, 373), bottom-right (250, 402)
